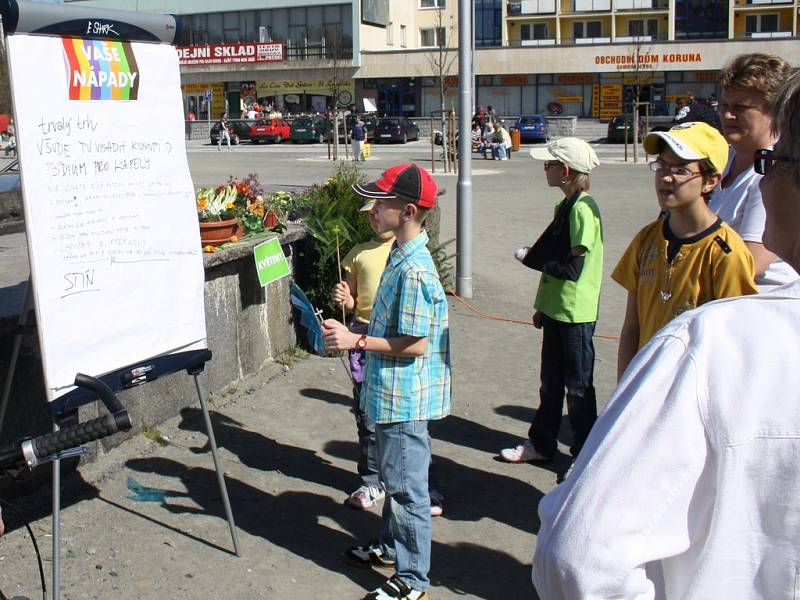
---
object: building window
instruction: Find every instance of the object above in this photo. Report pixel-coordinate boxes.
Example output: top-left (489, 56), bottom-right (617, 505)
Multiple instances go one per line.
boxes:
top-left (521, 23), bottom-right (549, 39)
top-left (573, 20), bottom-right (602, 38)
top-left (420, 27), bottom-right (446, 46)
top-left (475, 0), bottom-right (502, 47)
top-left (421, 0), bottom-right (446, 7)
top-left (745, 13), bottom-right (779, 34)
top-left (675, 0), bottom-right (728, 39)
top-left (401, 24), bottom-right (408, 47)
top-left (628, 18), bottom-right (658, 37)
top-left (387, 21), bottom-right (394, 45)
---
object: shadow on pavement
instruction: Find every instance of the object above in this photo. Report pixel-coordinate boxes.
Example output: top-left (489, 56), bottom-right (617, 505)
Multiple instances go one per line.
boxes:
top-left (299, 387), bottom-right (352, 408)
top-left (323, 439), bottom-right (543, 535)
top-left (175, 407), bottom-right (356, 494)
top-left (124, 456), bottom-right (382, 590)
top-left (495, 404), bottom-right (575, 448)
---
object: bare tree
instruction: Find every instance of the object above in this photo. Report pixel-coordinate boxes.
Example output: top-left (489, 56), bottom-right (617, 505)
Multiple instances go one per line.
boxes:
top-left (424, 10), bottom-right (458, 171)
top-left (325, 26), bottom-right (354, 160)
top-left (0, 32), bottom-right (11, 115)
top-left (626, 29), bottom-right (655, 163)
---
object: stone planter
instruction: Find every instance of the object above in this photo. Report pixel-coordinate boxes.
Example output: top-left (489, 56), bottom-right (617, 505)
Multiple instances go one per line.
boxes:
top-left (199, 217), bottom-right (238, 246)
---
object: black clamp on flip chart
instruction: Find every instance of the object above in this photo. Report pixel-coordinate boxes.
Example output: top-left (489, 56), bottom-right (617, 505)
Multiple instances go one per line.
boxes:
top-left (0, 0), bottom-right (182, 44)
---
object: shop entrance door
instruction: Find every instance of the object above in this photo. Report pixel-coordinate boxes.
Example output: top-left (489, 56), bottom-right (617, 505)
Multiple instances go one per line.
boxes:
top-left (379, 88), bottom-right (402, 116)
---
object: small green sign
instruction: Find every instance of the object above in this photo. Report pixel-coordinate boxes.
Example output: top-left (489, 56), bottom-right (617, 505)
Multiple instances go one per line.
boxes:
top-left (254, 237), bottom-right (290, 287)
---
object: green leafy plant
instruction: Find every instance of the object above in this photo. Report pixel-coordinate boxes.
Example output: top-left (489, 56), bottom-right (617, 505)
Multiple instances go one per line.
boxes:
top-left (294, 162), bottom-right (374, 316)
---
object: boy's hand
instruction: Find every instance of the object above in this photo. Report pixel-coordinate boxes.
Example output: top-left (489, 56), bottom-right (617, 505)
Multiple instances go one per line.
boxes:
top-left (322, 319), bottom-right (358, 351)
top-left (532, 311), bottom-right (543, 329)
top-left (331, 281), bottom-right (351, 307)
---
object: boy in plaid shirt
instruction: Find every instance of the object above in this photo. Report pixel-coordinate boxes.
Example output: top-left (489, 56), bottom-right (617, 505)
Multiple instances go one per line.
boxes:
top-left (323, 164), bottom-right (451, 600)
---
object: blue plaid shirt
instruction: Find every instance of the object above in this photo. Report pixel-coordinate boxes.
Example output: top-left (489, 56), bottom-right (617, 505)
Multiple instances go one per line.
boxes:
top-left (361, 231), bottom-right (452, 424)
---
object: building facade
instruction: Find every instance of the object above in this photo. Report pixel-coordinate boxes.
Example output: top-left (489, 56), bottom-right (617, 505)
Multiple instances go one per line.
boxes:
top-left (78, 0), bottom-right (799, 119)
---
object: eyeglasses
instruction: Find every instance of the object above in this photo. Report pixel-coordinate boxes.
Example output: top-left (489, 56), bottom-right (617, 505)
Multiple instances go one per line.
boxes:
top-left (753, 148), bottom-right (797, 176)
top-left (543, 161), bottom-right (563, 169)
top-left (648, 160), bottom-right (702, 178)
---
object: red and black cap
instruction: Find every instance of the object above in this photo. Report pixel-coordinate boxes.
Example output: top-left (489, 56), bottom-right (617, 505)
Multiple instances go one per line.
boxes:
top-left (352, 164), bottom-right (442, 208)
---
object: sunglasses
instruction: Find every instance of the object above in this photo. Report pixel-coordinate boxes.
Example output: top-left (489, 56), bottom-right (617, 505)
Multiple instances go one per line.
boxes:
top-left (753, 148), bottom-right (796, 176)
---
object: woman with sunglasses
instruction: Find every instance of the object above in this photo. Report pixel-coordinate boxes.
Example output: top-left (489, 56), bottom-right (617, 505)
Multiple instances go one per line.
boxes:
top-left (709, 53), bottom-right (794, 291)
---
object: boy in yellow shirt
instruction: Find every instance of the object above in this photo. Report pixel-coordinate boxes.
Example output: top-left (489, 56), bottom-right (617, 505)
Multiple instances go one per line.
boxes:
top-left (332, 201), bottom-right (395, 510)
top-left (613, 122), bottom-right (757, 380)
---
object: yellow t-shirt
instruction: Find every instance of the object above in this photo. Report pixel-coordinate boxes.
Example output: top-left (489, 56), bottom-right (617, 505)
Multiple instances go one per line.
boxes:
top-left (342, 237), bottom-right (394, 324)
top-left (612, 218), bottom-right (757, 349)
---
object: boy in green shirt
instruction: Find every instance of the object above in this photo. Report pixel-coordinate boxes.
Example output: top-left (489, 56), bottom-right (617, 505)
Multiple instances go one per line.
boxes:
top-left (501, 138), bottom-right (603, 465)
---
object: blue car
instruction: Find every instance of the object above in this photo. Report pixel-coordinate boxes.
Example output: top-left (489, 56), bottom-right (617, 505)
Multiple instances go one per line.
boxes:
top-left (515, 115), bottom-right (549, 143)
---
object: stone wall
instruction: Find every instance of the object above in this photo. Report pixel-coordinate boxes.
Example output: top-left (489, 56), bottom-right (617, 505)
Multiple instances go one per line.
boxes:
top-left (0, 227), bottom-right (305, 460)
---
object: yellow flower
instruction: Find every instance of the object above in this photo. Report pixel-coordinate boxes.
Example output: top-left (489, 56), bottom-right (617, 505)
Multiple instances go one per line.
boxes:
top-left (203, 245), bottom-right (216, 253)
top-left (226, 202), bottom-right (234, 209)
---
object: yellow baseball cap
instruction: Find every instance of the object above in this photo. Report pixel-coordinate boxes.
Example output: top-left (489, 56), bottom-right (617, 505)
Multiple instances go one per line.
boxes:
top-left (644, 122), bottom-right (730, 174)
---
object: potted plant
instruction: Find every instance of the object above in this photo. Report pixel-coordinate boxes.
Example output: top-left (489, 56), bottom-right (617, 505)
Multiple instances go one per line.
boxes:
top-left (196, 185), bottom-right (239, 246)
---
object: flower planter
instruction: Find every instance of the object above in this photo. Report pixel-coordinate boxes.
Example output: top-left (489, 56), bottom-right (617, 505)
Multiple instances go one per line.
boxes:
top-left (264, 209), bottom-right (280, 229)
top-left (199, 217), bottom-right (239, 247)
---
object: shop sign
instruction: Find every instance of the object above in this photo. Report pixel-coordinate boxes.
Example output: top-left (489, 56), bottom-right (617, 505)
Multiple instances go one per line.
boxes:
top-left (592, 84), bottom-right (600, 117)
top-left (256, 78), bottom-right (355, 97)
top-left (599, 84), bottom-right (622, 119)
top-left (177, 43), bottom-right (284, 66)
top-left (594, 51), bottom-right (703, 71)
top-left (694, 71), bottom-right (718, 82)
top-left (558, 74), bottom-right (594, 84)
top-left (500, 75), bottom-right (528, 85)
top-left (556, 96), bottom-right (583, 103)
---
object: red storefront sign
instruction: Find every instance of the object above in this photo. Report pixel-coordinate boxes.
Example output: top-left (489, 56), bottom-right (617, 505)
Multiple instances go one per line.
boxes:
top-left (177, 43), bottom-right (284, 66)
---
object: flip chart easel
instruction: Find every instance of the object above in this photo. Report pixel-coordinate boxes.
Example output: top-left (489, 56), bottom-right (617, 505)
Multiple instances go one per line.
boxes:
top-left (0, 2), bottom-right (241, 597)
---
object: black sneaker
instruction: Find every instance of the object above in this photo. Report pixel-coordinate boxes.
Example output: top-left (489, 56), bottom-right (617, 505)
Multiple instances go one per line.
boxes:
top-left (345, 541), bottom-right (396, 569)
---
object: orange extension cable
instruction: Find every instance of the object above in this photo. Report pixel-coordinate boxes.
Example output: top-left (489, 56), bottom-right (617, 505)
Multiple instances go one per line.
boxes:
top-left (449, 292), bottom-right (621, 342)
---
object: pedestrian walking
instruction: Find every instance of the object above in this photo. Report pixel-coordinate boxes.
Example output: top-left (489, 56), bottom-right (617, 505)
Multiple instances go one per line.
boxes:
top-left (217, 112), bottom-right (232, 151)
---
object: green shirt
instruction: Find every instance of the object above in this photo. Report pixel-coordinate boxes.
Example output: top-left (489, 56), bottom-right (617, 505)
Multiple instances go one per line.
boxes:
top-left (534, 192), bottom-right (603, 323)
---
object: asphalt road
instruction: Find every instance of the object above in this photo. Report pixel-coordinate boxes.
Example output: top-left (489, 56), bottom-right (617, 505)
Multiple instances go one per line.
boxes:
top-left (0, 136), bottom-right (660, 599)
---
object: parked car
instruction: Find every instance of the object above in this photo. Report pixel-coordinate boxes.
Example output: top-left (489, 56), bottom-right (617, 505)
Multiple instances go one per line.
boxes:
top-left (290, 115), bottom-right (332, 143)
top-left (514, 115), bottom-right (549, 143)
top-left (374, 117), bottom-right (419, 143)
top-left (607, 114), bottom-right (645, 143)
top-left (249, 118), bottom-right (291, 143)
top-left (209, 119), bottom-right (253, 145)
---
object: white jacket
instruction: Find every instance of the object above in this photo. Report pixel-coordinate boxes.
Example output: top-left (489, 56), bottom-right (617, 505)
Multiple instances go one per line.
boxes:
top-left (533, 279), bottom-right (800, 599)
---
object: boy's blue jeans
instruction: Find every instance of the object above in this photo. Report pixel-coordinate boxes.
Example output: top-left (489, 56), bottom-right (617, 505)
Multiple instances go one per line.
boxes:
top-left (529, 314), bottom-right (598, 460)
top-left (376, 420), bottom-right (431, 592)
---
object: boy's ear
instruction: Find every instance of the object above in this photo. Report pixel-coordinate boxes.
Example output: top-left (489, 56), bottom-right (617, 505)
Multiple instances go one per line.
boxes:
top-left (403, 202), bottom-right (418, 222)
top-left (702, 172), bottom-right (722, 194)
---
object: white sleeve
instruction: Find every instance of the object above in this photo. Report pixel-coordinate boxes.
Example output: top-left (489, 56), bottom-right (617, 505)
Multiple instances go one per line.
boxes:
top-left (734, 178), bottom-right (767, 243)
top-left (532, 332), bottom-right (709, 600)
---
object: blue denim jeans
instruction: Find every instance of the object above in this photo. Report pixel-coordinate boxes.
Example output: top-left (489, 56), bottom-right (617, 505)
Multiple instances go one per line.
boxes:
top-left (376, 420), bottom-right (431, 592)
top-left (529, 314), bottom-right (598, 460)
top-left (352, 380), bottom-right (380, 488)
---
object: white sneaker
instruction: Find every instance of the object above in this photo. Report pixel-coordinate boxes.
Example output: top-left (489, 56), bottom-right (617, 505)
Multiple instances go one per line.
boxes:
top-left (348, 484), bottom-right (385, 509)
top-left (500, 440), bottom-right (550, 463)
top-left (362, 575), bottom-right (427, 600)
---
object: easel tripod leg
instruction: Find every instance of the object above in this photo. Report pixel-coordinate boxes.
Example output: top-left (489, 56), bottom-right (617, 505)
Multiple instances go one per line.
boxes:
top-left (193, 374), bottom-right (241, 557)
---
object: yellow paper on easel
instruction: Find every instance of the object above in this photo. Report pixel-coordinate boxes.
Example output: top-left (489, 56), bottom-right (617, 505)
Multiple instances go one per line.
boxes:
top-left (362, 143), bottom-right (371, 158)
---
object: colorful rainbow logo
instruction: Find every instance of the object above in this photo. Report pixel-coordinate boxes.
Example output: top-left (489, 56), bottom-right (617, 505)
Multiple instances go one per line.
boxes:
top-left (61, 38), bottom-right (140, 101)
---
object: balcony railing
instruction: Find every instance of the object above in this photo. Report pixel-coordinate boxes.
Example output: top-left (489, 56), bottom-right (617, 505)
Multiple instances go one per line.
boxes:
top-left (574, 0), bottom-right (612, 10)
top-left (741, 30), bottom-right (793, 37)
top-left (285, 41), bottom-right (353, 61)
top-left (507, 0), bottom-right (557, 14)
top-left (505, 32), bottom-right (670, 46)
top-left (509, 0), bottom-right (669, 11)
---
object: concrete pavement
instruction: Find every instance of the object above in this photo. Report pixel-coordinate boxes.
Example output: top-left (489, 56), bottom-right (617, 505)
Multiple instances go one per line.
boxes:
top-left (0, 138), bottom-right (658, 599)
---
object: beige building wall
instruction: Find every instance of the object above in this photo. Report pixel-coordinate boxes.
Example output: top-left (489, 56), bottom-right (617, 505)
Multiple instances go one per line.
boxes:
top-left (358, 38), bottom-right (800, 78)
top-left (359, 3), bottom-right (417, 51)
